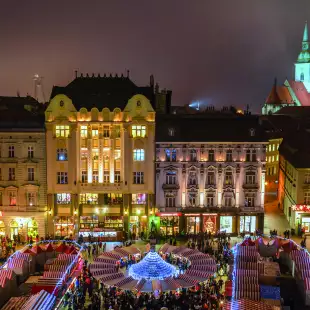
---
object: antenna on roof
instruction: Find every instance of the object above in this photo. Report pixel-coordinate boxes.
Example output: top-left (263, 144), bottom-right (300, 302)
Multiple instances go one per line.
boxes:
top-left (127, 70), bottom-right (130, 78)
top-left (74, 70), bottom-right (78, 78)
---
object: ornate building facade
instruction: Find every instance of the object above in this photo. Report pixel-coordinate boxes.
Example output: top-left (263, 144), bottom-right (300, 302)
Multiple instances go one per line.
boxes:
top-left (155, 115), bottom-right (267, 236)
top-left (0, 97), bottom-right (46, 241)
top-left (45, 74), bottom-right (169, 238)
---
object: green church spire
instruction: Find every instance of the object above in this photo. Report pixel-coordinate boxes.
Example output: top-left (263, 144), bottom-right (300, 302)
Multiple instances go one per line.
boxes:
top-left (298, 21), bottom-right (310, 63)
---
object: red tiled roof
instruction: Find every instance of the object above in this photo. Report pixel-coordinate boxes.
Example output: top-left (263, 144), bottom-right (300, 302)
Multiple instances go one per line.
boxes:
top-left (287, 80), bottom-right (310, 106)
top-left (265, 85), bottom-right (294, 105)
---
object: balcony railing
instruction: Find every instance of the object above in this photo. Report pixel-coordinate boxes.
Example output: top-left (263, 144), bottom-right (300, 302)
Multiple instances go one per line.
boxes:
top-left (239, 205), bottom-right (264, 212)
top-left (242, 183), bottom-right (259, 189)
top-left (162, 183), bottom-right (180, 190)
top-left (0, 205), bottom-right (46, 212)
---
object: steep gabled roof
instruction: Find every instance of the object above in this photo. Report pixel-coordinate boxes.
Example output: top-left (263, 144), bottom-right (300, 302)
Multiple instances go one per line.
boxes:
top-left (287, 80), bottom-right (310, 106)
top-left (265, 84), bottom-right (294, 105)
top-left (50, 75), bottom-right (154, 110)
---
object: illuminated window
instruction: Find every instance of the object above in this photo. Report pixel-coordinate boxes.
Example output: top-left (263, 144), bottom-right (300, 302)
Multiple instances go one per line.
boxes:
top-left (245, 171), bottom-right (256, 184)
top-left (80, 193), bottom-right (98, 204)
top-left (133, 149), bottom-right (145, 161)
top-left (28, 146), bottom-right (34, 158)
top-left (8, 168), bottom-right (15, 181)
top-left (57, 149), bottom-right (68, 161)
top-left (165, 196), bottom-right (176, 207)
top-left (132, 193), bottom-right (146, 204)
top-left (224, 170), bottom-right (233, 185)
top-left (9, 191), bottom-right (16, 206)
top-left (92, 129), bottom-right (98, 138)
top-left (115, 171), bottom-right (121, 183)
top-left (28, 167), bottom-right (34, 181)
top-left (55, 125), bottom-right (70, 138)
top-left (92, 171), bottom-right (99, 183)
top-left (132, 125), bottom-right (146, 138)
top-left (27, 193), bottom-right (36, 206)
top-left (133, 172), bottom-right (144, 184)
top-left (245, 195), bottom-right (255, 207)
top-left (81, 170), bottom-right (87, 183)
top-left (272, 156), bottom-right (274, 162)
top-left (207, 171), bottom-right (215, 185)
top-left (114, 150), bottom-right (121, 159)
top-left (268, 145), bottom-right (271, 152)
top-left (57, 172), bottom-right (68, 184)
top-left (272, 145), bottom-right (275, 151)
top-left (80, 126), bottom-right (88, 138)
top-left (190, 149), bottom-right (197, 161)
top-left (304, 192), bottom-right (310, 204)
top-left (56, 193), bottom-right (71, 204)
top-left (115, 159), bottom-right (121, 170)
top-left (276, 155), bottom-right (279, 161)
top-left (8, 145), bottom-right (15, 158)
top-left (103, 126), bottom-right (110, 138)
top-left (103, 171), bottom-right (110, 183)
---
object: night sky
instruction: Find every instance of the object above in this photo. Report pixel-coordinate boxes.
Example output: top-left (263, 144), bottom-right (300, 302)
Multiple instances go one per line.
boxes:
top-left (1, 1), bottom-right (310, 112)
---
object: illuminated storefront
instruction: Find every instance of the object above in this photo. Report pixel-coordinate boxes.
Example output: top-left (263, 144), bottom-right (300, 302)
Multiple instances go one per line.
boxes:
top-left (27, 219), bottom-right (38, 238)
top-left (80, 215), bottom-right (99, 231)
top-left (239, 216), bottom-right (256, 233)
top-left (220, 216), bottom-right (233, 233)
top-left (103, 216), bottom-right (124, 230)
top-left (159, 215), bottom-right (180, 236)
top-left (292, 205), bottom-right (310, 233)
top-left (186, 214), bottom-right (200, 234)
top-left (0, 221), bottom-right (5, 237)
top-left (10, 220), bottom-right (18, 240)
top-left (129, 216), bottom-right (147, 236)
top-left (202, 214), bottom-right (217, 233)
top-left (54, 216), bottom-right (74, 238)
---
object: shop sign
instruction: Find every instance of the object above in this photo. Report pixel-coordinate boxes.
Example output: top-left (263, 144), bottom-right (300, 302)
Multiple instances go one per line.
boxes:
top-left (184, 213), bottom-right (200, 216)
top-left (292, 205), bottom-right (310, 212)
top-left (155, 212), bottom-right (182, 217)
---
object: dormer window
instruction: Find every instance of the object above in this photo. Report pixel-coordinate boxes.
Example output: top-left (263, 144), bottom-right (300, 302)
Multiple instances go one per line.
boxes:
top-left (249, 128), bottom-right (255, 136)
top-left (168, 128), bottom-right (175, 137)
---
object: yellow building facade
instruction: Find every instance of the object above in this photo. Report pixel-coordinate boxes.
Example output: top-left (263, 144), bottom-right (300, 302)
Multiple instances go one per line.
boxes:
top-left (45, 88), bottom-right (155, 239)
top-left (265, 138), bottom-right (281, 192)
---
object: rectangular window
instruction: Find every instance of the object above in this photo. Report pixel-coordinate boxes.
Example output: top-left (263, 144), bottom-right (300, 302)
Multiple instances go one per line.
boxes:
top-left (9, 192), bottom-right (16, 206)
top-left (245, 196), bottom-right (255, 207)
top-left (57, 193), bottom-right (71, 204)
top-left (80, 126), bottom-right (88, 138)
top-left (133, 149), bottom-right (145, 161)
top-left (55, 125), bottom-right (70, 138)
top-left (226, 150), bottom-right (233, 162)
top-left (114, 126), bottom-right (121, 138)
top-left (27, 192), bottom-right (36, 206)
top-left (268, 145), bottom-right (271, 152)
top-left (92, 129), bottom-right (98, 138)
top-left (206, 194), bottom-right (214, 207)
top-left (8, 146), bottom-right (15, 158)
top-left (165, 197), bottom-right (176, 207)
top-left (115, 171), bottom-right (121, 183)
top-left (80, 193), bottom-right (98, 204)
top-left (28, 167), bottom-right (34, 181)
top-left (28, 146), bottom-right (34, 158)
top-left (57, 172), bottom-right (68, 184)
top-left (276, 155), bottom-right (279, 161)
top-left (81, 170), bottom-right (87, 183)
top-left (208, 150), bottom-right (214, 161)
top-left (246, 150), bottom-right (251, 162)
top-left (57, 148), bottom-right (68, 161)
top-left (240, 216), bottom-right (256, 233)
top-left (304, 192), bottom-right (310, 204)
top-left (92, 171), bottom-right (99, 183)
top-left (188, 193), bottom-right (197, 206)
top-left (224, 197), bottom-right (232, 207)
top-left (133, 172), bottom-right (144, 184)
top-left (114, 150), bottom-right (121, 160)
top-left (8, 168), bottom-right (15, 181)
top-left (252, 150), bottom-right (257, 162)
top-left (207, 172), bottom-right (215, 185)
top-left (103, 126), bottom-right (110, 138)
top-left (224, 171), bottom-right (233, 185)
top-left (245, 171), bottom-right (256, 184)
top-left (132, 193), bottom-right (146, 204)
top-left (132, 125), bottom-right (146, 138)
top-left (190, 149), bottom-right (197, 162)
top-left (166, 171), bottom-right (176, 184)
top-left (103, 171), bottom-right (110, 183)
top-left (272, 144), bottom-right (275, 151)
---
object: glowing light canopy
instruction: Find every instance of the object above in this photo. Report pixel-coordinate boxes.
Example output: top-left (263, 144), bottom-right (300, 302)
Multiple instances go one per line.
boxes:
top-left (128, 250), bottom-right (177, 281)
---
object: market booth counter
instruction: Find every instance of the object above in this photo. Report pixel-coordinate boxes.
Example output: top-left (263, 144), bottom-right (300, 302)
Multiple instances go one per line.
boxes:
top-left (79, 228), bottom-right (123, 242)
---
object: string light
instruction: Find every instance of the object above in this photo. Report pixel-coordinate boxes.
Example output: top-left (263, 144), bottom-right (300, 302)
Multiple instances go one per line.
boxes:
top-left (129, 250), bottom-right (177, 281)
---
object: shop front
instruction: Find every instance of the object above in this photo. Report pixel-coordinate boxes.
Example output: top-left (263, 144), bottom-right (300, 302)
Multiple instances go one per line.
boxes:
top-left (239, 215), bottom-right (257, 233)
top-left (103, 216), bottom-right (124, 230)
top-left (54, 216), bottom-right (75, 238)
top-left (185, 214), bottom-right (201, 234)
top-left (80, 215), bottom-right (99, 231)
top-left (129, 215), bottom-right (147, 238)
top-left (219, 216), bottom-right (233, 233)
top-left (27, 219), bottom-right (39, 238)
top-left (0, 221), bottom-right (5, 237)
top-left (292, 205), bottom-right (310, 234)
top-left (202, 214), bottom-right (217, 234)
top-left (156, 213), bottom-right (181, 237)
top-left (10, 220), bottom-right (19, 240)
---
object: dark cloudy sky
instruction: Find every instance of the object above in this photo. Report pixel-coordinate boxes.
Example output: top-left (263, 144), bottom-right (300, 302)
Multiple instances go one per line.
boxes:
top-left (0, 0), bottom-right (309, 112)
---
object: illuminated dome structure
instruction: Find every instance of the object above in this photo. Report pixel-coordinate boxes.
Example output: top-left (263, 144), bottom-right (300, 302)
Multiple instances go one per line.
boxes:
top-left (129, 249), bottom-right (177, 280)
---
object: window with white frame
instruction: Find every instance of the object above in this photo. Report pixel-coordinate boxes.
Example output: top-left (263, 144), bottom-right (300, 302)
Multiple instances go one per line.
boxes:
top-left (27, 192), bottom-right (36, 206)
top-left (103, 171), bottom-right (110, 183)
top-left (132, 125), bottom-right (146, 138)
top-left (133, 172), bottom-right (144, 184)
top-left (57, 149), bottom-right (68, 161)
top-left (166, 171), bottom-right (176, 184)
top-left (8, 145), bottom-right (15, 158)
top-left (80, 193), bottom-right (98, 204)
top-left (188, 171), bottom-right (197, 186)
top-left (80, 126), bottom-right (88, 138)
top-left (224, 196), bottom-right (233, 207)
top-left (305, 173), bottom-right (310, 184)
top-left (190, 149), bottom-right (197, 161)
top-left (28, 146), bottom-right (34, 158)
top-left (56, 193), bottom-right (71, 204)
top-left (8, 167), bottom-right (15, 181)
top-left (132, 193), bottom-right (146, 204)
top-left (55, 125), bottom-right (70, 138)
top-left (115, 171), bottom-right (121, 183)
top-left (28, 167), bottom-right (34, 181)
top-left (103, 126), bottom-right (110, 138)
top-left (57, 172), bottom-right (68, 184)
top-left (92, 171), bottom-right (99, 183)
top-left (9, 191), bottom-right (16, 206)
top-left (81, 170), bottom-right (87, 183)
top-left (133, 149), bottom-right (145, 161)
top-left (245, 171), bottom-right (256, 184)
top-left (304, 192), bottom-right (310, 204)
top-left (165, 196), bottom-right (176, 207)
top-left (245, 194), bottom-right (255, 207)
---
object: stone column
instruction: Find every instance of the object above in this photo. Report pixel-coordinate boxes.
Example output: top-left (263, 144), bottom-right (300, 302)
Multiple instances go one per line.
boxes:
top-left (98, 125), bottom-right (103, 183)
top-left (87, 125), bottom-right (92, 183)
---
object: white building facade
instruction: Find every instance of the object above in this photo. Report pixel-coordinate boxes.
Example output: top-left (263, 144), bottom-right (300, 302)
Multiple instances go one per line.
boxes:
top-left (155, 115), bottom-right (267, 236)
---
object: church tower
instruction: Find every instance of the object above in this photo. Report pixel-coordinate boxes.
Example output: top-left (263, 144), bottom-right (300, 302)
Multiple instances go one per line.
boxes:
top-left (295, 21), bottom-right (310, 91)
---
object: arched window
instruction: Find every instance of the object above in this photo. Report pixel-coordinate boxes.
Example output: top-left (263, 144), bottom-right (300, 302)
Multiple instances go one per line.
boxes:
top-left (301, 72), bottom-right (305, 81)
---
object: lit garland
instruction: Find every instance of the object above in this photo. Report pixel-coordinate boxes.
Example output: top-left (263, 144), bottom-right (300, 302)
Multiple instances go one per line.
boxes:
top-left (129, 250), bottom-right (177, 281)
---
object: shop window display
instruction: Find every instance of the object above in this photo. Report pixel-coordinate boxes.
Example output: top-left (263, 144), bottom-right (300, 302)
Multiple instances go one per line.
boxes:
top-left (80, 193), bottom-right (98, 204)
top-left (160, 216), bottom-right (179, 236)
top-left (186, 216), bottom-right (200, 234)
top-left (54, 216), bottom-right (74, 238)
top-left (80, 215), bottom-right (99, 231)
top-left (203, 216), bottom-right (217, 233)
top-left (240, 216), bottom-right (256, 233)
top-left (10, 220), bottom-right (18, 240)
top-left (27, 219), bottom-right (38, 238)
top-left (0, 221), bottom-right (5, 236)
top-left (132, 193), bottom-right (146, 204)
top-left (104, 216), bottom-right (123, 230)
top-left (220, 216), bottom-right (232, 233)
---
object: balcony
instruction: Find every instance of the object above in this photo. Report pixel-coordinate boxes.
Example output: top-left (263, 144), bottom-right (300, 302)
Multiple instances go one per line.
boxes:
top-left (0, 205), bottom-right (46, 212)
top-left (239, 205), bottom-right (264, 213)
top-left (78, 181), bottom-right (123, 192)
top-left (162, 183), bottom-right (180, 190)
top-left (242, 183), bottom-right (259, 189)
top-left (157, 206), bottom-right (182, 213)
